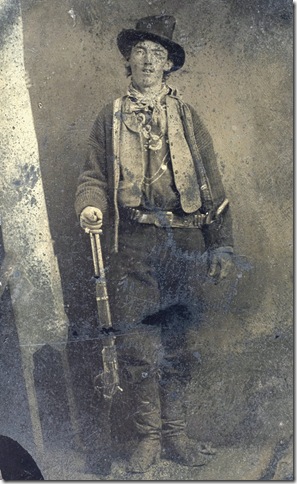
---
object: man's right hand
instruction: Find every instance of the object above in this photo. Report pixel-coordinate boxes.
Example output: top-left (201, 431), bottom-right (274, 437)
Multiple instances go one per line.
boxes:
top-left (80, 206), bottom-right (103, 233)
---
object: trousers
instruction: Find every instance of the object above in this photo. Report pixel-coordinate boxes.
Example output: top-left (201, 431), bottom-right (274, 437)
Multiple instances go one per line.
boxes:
top-left (107, 218), bottom-right (208, 385)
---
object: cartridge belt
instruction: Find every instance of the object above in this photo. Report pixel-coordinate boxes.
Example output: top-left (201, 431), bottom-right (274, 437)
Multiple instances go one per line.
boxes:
top-left (120, 207), bottom-right (208, 229)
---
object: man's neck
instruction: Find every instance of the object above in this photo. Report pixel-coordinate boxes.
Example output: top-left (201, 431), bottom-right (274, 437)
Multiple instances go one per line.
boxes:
top-left (132, 81), bottom-right (164, 97)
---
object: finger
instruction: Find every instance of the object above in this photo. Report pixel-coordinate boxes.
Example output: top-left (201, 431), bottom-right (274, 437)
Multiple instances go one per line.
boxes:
top-left (82, 218), bottom-right (102, 226)
top-left (218, 259), bottom-right (233, 281)
top-left (80, 219), bottom-right (102, 231)
top-left (90, 209), bottom-right (101, 222)
top-left (208, 257), bottom-right (219, 278)
top-left (85, 211), bottom-right (99, 222)
top-left (84, 227), bottom-right (102, 234)
top-left (82, 206), bottom-right (101, 220)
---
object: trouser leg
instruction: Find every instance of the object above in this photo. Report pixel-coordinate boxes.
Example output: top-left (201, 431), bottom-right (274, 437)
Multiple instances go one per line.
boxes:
top-left (126, 373), bottom-right (162, 473)
top-left (158, 304), bottom-right (193, 437)
top-left (160, 379), bottom-right (186, 438)
top-left (158, 304), bottom-right (215, 466)
top-left (107, 225), bottom-right (164, 472)
top-left (116, 324), bottom-right (163, 473)
top-left (107, 223), bottom-right (213, 469)
top-left (160, 377), bottom-right (215, 467)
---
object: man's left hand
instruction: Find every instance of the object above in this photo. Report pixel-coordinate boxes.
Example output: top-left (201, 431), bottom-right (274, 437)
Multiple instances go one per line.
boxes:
top-left (208, 246), bottom-right (234, 283)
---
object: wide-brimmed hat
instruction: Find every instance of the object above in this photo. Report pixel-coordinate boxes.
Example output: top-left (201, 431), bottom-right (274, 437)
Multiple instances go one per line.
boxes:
top-left (117, 15), bottom-right (185, 71)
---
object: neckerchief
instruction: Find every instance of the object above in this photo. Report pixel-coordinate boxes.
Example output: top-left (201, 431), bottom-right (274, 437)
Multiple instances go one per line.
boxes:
top-left (122, 83), bottom-right (170, 151)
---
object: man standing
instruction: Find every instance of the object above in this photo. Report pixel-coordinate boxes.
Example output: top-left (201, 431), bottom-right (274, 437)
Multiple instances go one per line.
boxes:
top-left (75, 15), bottom-right (233, 473)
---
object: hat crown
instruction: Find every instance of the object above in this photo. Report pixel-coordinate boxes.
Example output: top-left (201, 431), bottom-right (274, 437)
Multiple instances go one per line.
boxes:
top-left (135, 15), bottom-right (176, 41)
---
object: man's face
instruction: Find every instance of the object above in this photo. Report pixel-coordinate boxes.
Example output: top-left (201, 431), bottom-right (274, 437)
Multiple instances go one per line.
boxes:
top-left (128, 40), bottom-right (173, 91)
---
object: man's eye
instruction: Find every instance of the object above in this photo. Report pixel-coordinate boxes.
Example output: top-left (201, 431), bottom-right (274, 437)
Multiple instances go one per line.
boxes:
top-left (154, 52), bottom-right (166, 59)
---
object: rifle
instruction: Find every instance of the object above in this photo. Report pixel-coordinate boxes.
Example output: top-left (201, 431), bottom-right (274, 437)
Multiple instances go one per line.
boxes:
top-left (87, 230), bottom-right (122, 401)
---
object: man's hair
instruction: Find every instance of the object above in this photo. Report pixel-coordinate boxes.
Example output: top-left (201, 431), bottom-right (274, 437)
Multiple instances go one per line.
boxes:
top-left (124, 40), bottom-right (173, 81)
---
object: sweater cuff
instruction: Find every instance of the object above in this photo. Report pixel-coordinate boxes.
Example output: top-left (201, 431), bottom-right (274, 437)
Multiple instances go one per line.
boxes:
top-left (74, 188), bottom-right (108, 219)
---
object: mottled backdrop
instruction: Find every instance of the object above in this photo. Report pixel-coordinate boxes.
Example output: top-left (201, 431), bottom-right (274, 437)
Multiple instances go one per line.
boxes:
top-left (0, 0), bottom-right (293, 480)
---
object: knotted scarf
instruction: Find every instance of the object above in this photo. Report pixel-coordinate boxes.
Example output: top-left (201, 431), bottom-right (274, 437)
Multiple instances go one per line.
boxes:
top-left (122, 83), bottom-right (169, 151)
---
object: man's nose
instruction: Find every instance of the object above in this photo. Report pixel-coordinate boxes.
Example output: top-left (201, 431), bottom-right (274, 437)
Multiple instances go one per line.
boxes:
top-left (144, 51), bottom-right (153, 63)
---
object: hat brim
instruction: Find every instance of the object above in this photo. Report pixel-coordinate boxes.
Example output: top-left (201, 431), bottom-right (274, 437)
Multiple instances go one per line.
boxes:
top-left (117, 29), bottom-right (185, 71)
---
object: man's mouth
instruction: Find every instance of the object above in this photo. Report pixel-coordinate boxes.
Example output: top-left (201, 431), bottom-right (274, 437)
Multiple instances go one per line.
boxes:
top-left (142, 68), bottom-right (154, 73)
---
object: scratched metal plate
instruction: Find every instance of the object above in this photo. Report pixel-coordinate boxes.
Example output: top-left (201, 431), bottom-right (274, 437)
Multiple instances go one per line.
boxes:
top-left (0, 0), bottom-right (293, 480)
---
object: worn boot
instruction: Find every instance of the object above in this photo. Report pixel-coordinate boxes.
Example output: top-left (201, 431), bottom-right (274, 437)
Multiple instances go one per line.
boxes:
top-left (126, 373), bottom-right (162, 473)
top-left (162, 424), bottom-right (215, 466)
top-left (161, 381), bottom-right (215, 467)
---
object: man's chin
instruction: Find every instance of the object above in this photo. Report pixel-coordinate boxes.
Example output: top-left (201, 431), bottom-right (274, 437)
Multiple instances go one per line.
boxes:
top-left (139, 78), bottom-right (158, 88)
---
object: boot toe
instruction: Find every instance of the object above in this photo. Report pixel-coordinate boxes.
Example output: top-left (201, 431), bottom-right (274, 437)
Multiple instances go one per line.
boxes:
top-left (162, 436), bottom-right (215, 467)
top-left (126, 438), bottom-right (161, 473)
top-left (162, 447), bottom-right (211, 467)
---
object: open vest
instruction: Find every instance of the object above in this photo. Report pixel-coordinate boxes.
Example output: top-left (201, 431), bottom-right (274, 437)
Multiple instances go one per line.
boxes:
top-left (111, 94), bottom-right (213, 252)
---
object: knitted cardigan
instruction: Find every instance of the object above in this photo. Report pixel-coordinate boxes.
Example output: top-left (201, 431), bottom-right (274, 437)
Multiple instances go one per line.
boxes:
top-left (75, 93), bottom-right (233, 253)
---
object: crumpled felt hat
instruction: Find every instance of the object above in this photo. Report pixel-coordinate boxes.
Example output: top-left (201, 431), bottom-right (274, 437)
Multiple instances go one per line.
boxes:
top-left (117, 15), bottom-right (185, 71)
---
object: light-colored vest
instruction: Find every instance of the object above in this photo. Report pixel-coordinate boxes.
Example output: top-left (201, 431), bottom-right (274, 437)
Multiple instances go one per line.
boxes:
top-left (112, 95), bottom-right (202, 214)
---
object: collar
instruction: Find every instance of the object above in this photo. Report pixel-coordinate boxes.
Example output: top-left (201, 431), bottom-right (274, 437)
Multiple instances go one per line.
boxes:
top-left (127, 83), bottom-right (170, 111)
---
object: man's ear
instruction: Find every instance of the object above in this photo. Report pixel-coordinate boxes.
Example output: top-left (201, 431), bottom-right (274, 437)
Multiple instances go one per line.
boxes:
top-left (164, 58), bottom-right (173, 72)
top-left (123, 57), bottom-right (132, 77)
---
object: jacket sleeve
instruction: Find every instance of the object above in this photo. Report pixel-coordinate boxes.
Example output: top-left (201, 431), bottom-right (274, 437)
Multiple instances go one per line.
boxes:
top-left (187, 105), bottom-right (234, 250)
top-left (75, 104), bottom-right (112, 218)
